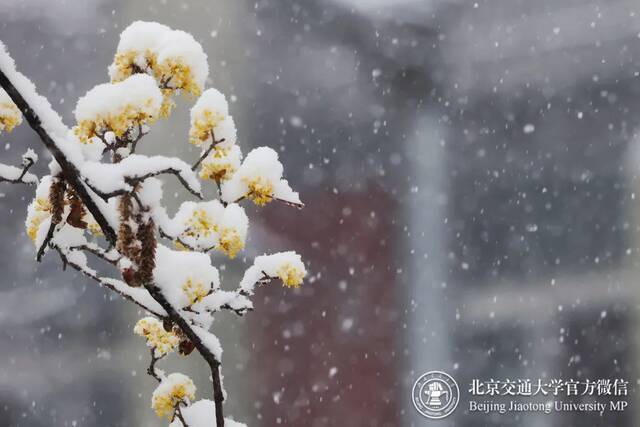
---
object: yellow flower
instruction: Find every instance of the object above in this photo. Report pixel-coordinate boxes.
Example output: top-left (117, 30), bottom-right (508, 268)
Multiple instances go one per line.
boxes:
top-left (198, 146), bottom-right (239, 183)
top-left (182, 278), bottom-right (208, 305)
top-left (134, 317), bottom-right (180, 357)
top-left (110, 49), bottom-right (157, 83)
top-left (74, 101), bottom-right (159, 144)
top-left (244, 176), bottom-right (274, 206)
top-left (0, 101), bottom-right (22, 133)
top-left (276, 262), bottom-right (305, 288)
top-left (184, 209), bottom-right (217, 238)
top-left (151, 373), bottom-right (196, 419)
top-left (26, 197), bottom-right (51, 242)
top-left (189, 109), bottom-right (225, 146)
top-left (160, 88), bottom-right (176, 118)
top-left (216, 228), bottom-right (244, 259)
top-left (155, 58), bottom-right (202, 98)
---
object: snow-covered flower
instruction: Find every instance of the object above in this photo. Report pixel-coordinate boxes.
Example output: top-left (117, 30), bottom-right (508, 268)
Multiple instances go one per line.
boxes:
top-left (183, 206), bottom-right (218, 240)
top-left (154, 245), bottom-right (220, 308)
top-left (240, 251), bottom-right (307, 293)
top-left (221, 147), bottom-right (301, 206)
top-left (108, 21), bottom-right (171, 83)
top-left (0, 89), bottom-right (22, 133)
top-left (174, 200), bottom-right (248, 258)
top-left (151, 373), bottom-right (196, 419)
top-left (134, 316), bottom-right (180, 357)
top-left (108, 21), bottom-right (209, 118)
top-left (155, 30), bottom-right (208, 97)
top-left (169, 399), bottom-right (247, 427)
top-left (25, 177), bottom-right (53, 242)
top-left (74, 74), bottom-right (162, 143)
top-left (182, 278), bottom-right (209, 305)
top-left (189, 89), bottom-right (237, 147)
top-left (215, 203), bottom-right (248, 258)
top-left (199, 145), bottom-right (242, 183)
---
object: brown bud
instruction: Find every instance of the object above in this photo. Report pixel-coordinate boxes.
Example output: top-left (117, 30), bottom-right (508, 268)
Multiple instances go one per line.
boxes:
top-left (179, 339), bottom-right (195, 356)
top-left (162, 318), bottom-right (173, 332)
top-left (121, 267), bottom-right (139, 287)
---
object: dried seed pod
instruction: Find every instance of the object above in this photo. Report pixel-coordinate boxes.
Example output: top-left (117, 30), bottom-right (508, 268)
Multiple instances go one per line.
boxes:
top-left (135, 217), bottom-right (156, 285)
top-left (48, 177), bottom-right (66, 225)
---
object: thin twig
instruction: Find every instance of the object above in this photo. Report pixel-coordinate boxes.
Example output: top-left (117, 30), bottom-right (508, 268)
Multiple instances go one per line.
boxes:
top-left (68, 243), bottom-right (120, 265)
top-left (36, 220), bottom-right (57, 261)
top-left (174, 404), bottom-right (190, 427)
top-left (55, 246), bottom-right (164, 317)
top-left (192, 132), bottom-right (225, 171)
top-left (0, 155), bottom-right (37, 185)
top-left (147, 348), bottom-right (163, 382)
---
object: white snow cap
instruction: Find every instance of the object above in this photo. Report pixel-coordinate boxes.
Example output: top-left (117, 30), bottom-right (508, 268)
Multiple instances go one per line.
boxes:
top-left (190, 89), bottom-right (237, 148)
top-left (74, 74), bottom-right (162, 124)
top-left (240, 251), bottom-right (307, 293)
top-left (153, 244), bottom-right (220, 308)
top-left (191, 89), bottom-right (228, 122)
top-left (81, 154), bottom-right (201, 197)
top-left (157, 29), bottom-right (209, 89)
top-left (221, 146), bottom-right (301, 206)
top-left (113, 21), bottom-right (171, 55)
top-left (109, 21), bottom-right (209, 91)
top-left (169, 400), bottom-right (247, 427)
top-left (214, 115), bottom-right (237, 148)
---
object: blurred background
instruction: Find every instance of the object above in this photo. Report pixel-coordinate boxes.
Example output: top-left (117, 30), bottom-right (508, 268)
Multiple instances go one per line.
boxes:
top-left (1, 0), bottom-right (640, 426)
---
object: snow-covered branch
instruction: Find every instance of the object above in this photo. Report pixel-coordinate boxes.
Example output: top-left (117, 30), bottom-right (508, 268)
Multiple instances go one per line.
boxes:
top-left (0, 149), bottom-right (38, 185)
top-left (55, 245), bottom-right (165, 317)
top-left (0, 20), bottom-right (309, 427)
top-left (82, 155), bottom-right (203, 200)
top-left (0, 48), bottom-right (118, 244)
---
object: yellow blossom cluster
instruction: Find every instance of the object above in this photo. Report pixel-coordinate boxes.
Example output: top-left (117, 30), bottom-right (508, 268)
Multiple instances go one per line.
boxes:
top-left (110, 49), bottom-right (156, 81)
top-left (74, 99), bottom-right (159, 144)
top-left (244, 176), bottom-right (274, 206)
top-left (276, 262), bottom-right (306, 288)
top-left (25, 197), bottom-right (51, 242)
top-left (189, 109), bottom-right (225, 146)
top-left (134, 317), bottom-right (180, 357)
top-left (110, 26), bottom-right (206, 118)
top-left (179, 203), bottom-right (247, 259)
top-left (199, 146), bottom-right (241, 183)
top-left (184, 209), bottom-right (216, 239)
top-left (156, 58), bottom-right (203, 98)
top-left (182, 278), bottom-right (209, 305)
top-left (216, 227), bottom-right (244, 259)
top-left (0, 99), bottom-right (22, 133)
top-left (151, 373), bottom-right (196, 419)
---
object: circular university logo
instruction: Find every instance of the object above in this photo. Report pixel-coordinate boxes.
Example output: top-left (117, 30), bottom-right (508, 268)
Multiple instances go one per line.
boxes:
top-left (412, 371), bottom-right (460, 419)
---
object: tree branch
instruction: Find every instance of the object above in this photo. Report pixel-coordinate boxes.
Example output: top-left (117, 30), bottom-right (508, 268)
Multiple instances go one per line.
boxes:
top-left (55, 246), bottom-right (165, 317)
top-left (147, 347), bottom-right (164, 382)
top-left (192, 132), bottom-right (224, 171)
top-left (36, 220), bottom-right (57, 261)
top-left (0, 69), bottom-right (117, 244)
top-left (0, 150), bottom-right (38, 185)
top-left (143, 284), bottom-right (225, 427)
top-left (84, 168), bottom-right (203, 201)
top-left (69, 243), bottom-right (120, 266)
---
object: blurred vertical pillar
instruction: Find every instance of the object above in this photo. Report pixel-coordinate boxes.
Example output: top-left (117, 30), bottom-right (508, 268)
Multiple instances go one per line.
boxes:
top-left (403, 113), bottom-right (451, 425)
top-left (625, 135), bottom-right (640, 425)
